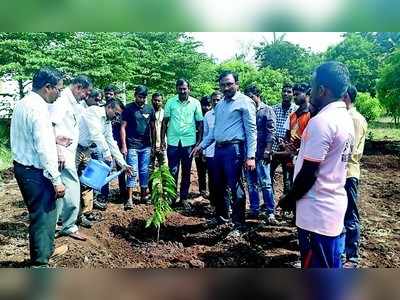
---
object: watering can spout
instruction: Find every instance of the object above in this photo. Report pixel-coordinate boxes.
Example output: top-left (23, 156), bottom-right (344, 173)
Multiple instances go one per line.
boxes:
top-left (103, 170), bottom-right (124, 186)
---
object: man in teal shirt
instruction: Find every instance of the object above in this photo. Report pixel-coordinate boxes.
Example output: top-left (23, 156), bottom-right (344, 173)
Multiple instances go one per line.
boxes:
top-left (161, 79), bottom-right (203, 208)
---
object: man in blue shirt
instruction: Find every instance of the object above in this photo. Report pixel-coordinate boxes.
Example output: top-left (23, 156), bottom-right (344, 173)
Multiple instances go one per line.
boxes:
top-left (192, 70), bottom-right (257, 231)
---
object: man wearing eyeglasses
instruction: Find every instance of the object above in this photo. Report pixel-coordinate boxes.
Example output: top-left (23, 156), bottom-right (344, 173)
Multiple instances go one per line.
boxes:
top-left (11, 67), bottom-right (66, 267)
top-left (48, 75), bottom-right (92, 241)
top-left (191, 70), bottom-right (257, 235)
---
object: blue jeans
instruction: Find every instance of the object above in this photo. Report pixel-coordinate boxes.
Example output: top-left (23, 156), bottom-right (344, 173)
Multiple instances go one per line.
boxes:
top-left (126, 147), bottom-right (151, 188)
top-left (206, 157), bottom-right (216, 207)
top-left (213, 143), bottom-right (246, 226)
top-left (245, 160), bottom-right (275, 215)
top-left (343, 177), bottom-right (360, 262)
top-left (167, 143), bottom-right (194, 200)
top-left (297, 227), bottom-right (344, 268)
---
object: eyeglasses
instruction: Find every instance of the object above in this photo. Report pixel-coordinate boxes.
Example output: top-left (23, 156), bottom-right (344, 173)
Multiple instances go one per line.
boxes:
top-left (50, 85), bottom-right (63, 93)
top-left (219, 82), bottom-right (235, 88)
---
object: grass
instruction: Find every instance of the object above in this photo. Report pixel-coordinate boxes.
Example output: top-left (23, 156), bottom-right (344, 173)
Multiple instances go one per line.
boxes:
top-left (368, 117), bottom-right (400, 141)
top-left (0, 145), bottom-right (12, 171)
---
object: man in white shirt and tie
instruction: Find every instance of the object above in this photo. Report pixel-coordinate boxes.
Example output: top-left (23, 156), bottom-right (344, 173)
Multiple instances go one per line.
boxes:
top-left (48, 75), bottom-right (92, 241)
top-left (11, 67), bottom-right (66, 267)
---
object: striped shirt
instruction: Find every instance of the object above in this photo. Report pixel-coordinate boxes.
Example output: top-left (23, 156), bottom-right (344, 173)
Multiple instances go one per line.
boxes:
top-left (10, 92), bottom-right (61, 185)
top-left (272, 102), bottom-right (297, 151)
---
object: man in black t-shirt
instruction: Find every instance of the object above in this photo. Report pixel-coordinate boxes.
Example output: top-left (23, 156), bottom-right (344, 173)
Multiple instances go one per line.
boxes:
top-left (121, 85), bottom-right (156, 209)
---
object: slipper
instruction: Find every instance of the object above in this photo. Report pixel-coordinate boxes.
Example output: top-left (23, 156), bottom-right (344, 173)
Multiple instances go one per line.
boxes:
top-left (67, 231), bottom-right (87, 241)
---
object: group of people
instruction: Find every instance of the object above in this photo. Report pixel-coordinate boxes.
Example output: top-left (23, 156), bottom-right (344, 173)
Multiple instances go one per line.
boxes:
top-left (10, 60), bottom-right (367, 269)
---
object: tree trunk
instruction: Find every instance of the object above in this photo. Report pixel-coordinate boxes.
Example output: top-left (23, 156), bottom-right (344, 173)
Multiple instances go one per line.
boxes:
top-left (18, 79), bottom-right (25, 100)
top-left (121, 82), bottom-right (127, 105)
top-left (156, 226), bottom-right (160, 243)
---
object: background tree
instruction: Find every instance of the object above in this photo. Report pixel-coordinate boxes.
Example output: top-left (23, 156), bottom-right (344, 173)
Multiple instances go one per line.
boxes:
top-left (325, 33), bottom-right (381, 95)
top-left (0, 32), bottom-right (74, 98)
top-left (377, 48), bottom-right (400, 124)
top-left (217, 58), bottom-right (287, 105)
top-left (254, 39), bottom-right (320, 84)
top-left (355, 92), bottom-right (383, 122)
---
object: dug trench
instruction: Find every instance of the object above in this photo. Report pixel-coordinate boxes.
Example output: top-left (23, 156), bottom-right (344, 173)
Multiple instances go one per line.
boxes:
top-left (0, 153), bottom-right (399, 268)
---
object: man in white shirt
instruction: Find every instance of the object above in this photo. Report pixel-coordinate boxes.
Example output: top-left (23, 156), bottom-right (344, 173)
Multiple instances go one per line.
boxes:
top-left (151, 92), bottom-right (166, 166)
top-left (77, 98), bottom-right (132, 223)
top-left (279, 61), bottom-right (354, 268)
top-left (202, 91), bottom-right (222, 208)
top-left (11, 67), bottom-right (66, 267)
top-left (48, 75), bottom-right (92, 241)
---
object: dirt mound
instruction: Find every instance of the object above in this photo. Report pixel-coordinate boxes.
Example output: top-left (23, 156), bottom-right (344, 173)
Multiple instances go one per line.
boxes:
top-left (0, 154), bottom-right (399, 268)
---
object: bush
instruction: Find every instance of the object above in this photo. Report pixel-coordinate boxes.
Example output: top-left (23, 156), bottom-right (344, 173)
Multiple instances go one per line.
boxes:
top-left (355, 92), bottom-right (383, 122)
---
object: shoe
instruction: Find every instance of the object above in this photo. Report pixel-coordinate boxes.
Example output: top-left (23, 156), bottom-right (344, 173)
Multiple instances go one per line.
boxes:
top-left (93, 200), bottom-right (107, 211)
top-left (292, 260), bottom-right (301, 269)
top-left (66, 231), bottom-right (87, 241)
top-left (226, 229), bottom-right (242, 239)
top-left (124, 198), bottom-right (134, 210)
top-left (200, 191), bottom-right (209, 199)
top-left (55, 224), bottom-right (62, 232)
top-left (266, 213), bottom-right (279, 225)
top-left (51, 244), bottom-right (68, 258)
top-left (141, 192), bottom-right (151, 204)
top-left (78, 215), bottom-right (93, 229)
top-left (85, 212), bottom-right (102, 222)
top-left (343, 259), bottom-right (358, 269)
top-left (207, 216), bottom-right (230, 226)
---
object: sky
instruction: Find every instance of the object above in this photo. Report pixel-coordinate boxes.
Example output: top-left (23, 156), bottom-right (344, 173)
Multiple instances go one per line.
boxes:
top-left (189, 32), bottom-right (344, 62)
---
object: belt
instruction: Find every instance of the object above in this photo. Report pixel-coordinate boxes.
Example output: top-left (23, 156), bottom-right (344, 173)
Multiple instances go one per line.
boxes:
top-left (215, 139), bottom-right (244, 148)
top-left (78, 143), bottom-right (97, 151)
top-left (13, 160), bottom-right (40, 170)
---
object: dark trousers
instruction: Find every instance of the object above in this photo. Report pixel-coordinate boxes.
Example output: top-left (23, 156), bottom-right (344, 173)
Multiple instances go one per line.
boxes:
top-left (116, 163), bottom-right (127, 202)
top-left (270, 157), bottom-right (294, 195)
top-left (344, 177), bottom-right (360, 261)
top-left (298, 227), bottom-right (344, 268)
top-left (213, 143), bottom-right (246, 226)
top-left (14, 162), bottom-right (57, 267)
top-left (206, 157), bottom-right (216, 207)
top-left (167, 142), bottom-right (194, 201)
top-left (195, 154), bottom-right (207, 193)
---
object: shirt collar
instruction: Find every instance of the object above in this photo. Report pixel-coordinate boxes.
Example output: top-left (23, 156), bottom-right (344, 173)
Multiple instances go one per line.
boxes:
top-left (295, 104), bottom-right (310, 116)
top-left (31, 91), bottom-right (47, 105)
top-left (64, 87), bottom-right (80, 106)
top-left (176, 95), bottom-right (193, 104)
top-left (319, 100), bottom-right (347, 114)
top-left (224, 91), bottom-right (242, 102)
top-left (257, 102), bottom-right (267, 111)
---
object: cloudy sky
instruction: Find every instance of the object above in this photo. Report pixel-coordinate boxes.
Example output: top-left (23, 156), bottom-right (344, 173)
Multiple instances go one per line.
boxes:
top-left (189, 32), bottom-right (344, 62)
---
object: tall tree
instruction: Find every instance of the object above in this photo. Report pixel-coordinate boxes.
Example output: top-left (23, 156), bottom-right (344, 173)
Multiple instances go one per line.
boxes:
top-left (0, 32), bottom-right (74, 97)
top-left (254, 39), bottom-right (320, 84)
top-left (217, 58), bottom-right (288, 105)
top-left (377, 48), bottom-right (400, 124)
top-left (325, 33), bottom-right (381, 95)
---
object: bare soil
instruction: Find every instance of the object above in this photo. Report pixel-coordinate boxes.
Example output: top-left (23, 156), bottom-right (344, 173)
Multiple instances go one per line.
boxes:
top-left (0, 154), bottom-right (399, 268)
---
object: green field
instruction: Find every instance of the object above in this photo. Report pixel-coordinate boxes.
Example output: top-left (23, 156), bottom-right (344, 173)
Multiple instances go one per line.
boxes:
top-left (368, 117), bottom-right (400, 141)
